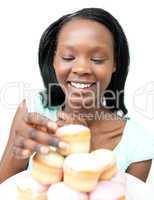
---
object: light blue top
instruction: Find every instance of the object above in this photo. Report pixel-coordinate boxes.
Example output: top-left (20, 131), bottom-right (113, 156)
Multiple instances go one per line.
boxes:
top-left (28, 94), bottom-right (154, 172)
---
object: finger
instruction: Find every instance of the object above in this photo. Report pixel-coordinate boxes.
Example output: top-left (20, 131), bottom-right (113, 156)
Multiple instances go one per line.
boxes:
top-left (56, 119), bottom-right (65, 127)
top-left (15, 135), bottom-right (36, 150)
top-left (24, 127), bottom-right (57, 145)
top-left (16, 131), bottom-right (69, 154)
top-left (24, 112), bottom-right (57, 132)
top-left (14, 135), bottom-right (51, 155)
top-left (12, 146), bottom-right (32, 159)
top-left (57, 110), bottom-right (71, 122)
top-left (27, 128), bottom-right (69, 150)
top-left (19, 99), bottom-right (28, 113)
top-left (15, 99), bottom-right (28, 118)
top-left (35, 125), bottom-right (47, 132)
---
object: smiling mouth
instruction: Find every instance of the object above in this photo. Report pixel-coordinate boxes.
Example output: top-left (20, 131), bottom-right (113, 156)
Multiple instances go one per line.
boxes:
top-left (68, 81), bottom-right (95, 89)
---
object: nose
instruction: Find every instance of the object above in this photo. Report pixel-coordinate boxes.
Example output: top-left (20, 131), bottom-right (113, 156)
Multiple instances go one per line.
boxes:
top-left (71, 57), bottom-right (92, 75)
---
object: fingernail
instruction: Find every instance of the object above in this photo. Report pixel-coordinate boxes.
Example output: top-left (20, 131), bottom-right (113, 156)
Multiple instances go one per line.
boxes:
top-left (56, 120), bottom-right (64, 127)
top-left (40, 146), bottom-right (50, 154)
top-left (19, 99), bottom-right (27, 108)
top-left (47, 122), bottom-right (57, 130)
top-left (59, 142), bottom-right (70, 150)
top-left (22, 149), bottom-right (30, 156)
top-left (49, 146), bottom-right (56, 152)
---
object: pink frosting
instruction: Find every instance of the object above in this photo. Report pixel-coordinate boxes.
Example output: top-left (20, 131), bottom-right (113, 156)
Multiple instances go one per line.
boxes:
top-left (111, 171), bottom-right (127, 186)
top-left (89, 181), bottom-right (126, 200)
top-left (47, 182), bottom-right (88, 200)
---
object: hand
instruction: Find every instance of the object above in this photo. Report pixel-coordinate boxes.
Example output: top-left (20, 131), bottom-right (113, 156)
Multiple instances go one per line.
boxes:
top-left (12, 100), bottom-right (69, 159)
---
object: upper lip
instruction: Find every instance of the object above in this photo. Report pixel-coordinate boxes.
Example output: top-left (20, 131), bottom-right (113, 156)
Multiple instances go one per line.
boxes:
top-left (68, 81), bottom-right (96, 84)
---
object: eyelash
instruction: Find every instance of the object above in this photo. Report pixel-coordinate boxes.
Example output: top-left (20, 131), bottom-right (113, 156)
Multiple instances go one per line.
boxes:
top-left (91, 59), bottom-right (104, 64)
top-left (62, 57), bottom-right (74, 61)
top-left (61, 57), bottom-right (104, 64)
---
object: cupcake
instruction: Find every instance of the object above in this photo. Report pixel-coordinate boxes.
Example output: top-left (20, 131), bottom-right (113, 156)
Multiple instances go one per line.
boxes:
top-left (91, 149), bottom-right (118, 180)
top-left (56, 124), bottom-right (91, 156)
top-left (89, 180), bottom-right (126, 200)
top-left (63, 153), bottom-right (104, 192)
top-left (31, 151), bottom-right (64, 185)
top-left (111, 171), bottom-right (127, 186)
top-left (16, 172), bottom-right (48, 200)
top-left (47, 182), bottom-right (88, 200)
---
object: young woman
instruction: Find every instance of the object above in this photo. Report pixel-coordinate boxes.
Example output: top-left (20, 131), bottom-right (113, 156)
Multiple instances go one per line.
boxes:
top-left (0, 8), bottom-right (154, 183)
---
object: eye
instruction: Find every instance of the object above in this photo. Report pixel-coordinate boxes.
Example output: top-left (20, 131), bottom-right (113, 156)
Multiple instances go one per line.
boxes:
top-left (62, 56), bottom-right (75, 62)
top-left (91, 58), bottom-right (105, 64)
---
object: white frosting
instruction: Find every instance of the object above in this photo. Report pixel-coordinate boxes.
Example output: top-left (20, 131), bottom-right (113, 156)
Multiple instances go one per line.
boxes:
top-left (56, 124), bottom-right (90, 136)
top-left (91, 149), bottom-right (116, 167)
top-left (47, 182), bottom-right (88, 200)
top-left (37, 151), bottom-right (64, 167)
top-left (64, 153), bottom-right (104, 171)
top-left (16, 172), bottom-right (46, 193)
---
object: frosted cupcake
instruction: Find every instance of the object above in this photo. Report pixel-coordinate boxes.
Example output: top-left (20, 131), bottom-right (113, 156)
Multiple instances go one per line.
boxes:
top-left (56, 124), bottom-right (91, 156)
top-left (47, 182), bottom-right (88, 200)
top-left (63, 153), bottom-right (105, 192)
top-left (89, 180), bottom-right (126, 200)
top-left (16, 172), bottom-right (48, 200)
top-left (91, 149), bottom-right (118, 180)
top-left (31, 151), bottom-right (64, 184)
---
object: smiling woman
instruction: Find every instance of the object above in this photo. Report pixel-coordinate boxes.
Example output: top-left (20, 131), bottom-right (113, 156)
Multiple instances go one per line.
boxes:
top-left (0, 7), bottom-right (154, 184)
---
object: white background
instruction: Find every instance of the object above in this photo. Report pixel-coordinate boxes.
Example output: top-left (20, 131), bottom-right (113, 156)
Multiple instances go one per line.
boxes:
top-left (0, 0), bottom-right (154, 181)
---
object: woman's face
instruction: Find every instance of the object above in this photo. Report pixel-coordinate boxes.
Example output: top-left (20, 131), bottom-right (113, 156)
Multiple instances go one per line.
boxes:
top-left (53, 19), bottom-right (116, 111)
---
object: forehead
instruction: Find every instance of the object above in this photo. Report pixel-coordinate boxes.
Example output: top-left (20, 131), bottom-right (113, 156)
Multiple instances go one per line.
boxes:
top-left (57, 18), bottom-right (114, 48)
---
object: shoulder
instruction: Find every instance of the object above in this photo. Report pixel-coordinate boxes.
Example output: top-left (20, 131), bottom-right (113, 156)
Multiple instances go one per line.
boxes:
top-left (26, 92), bottom-right (60, 121)
top-left (114, 115), bottom-right (154, 171)
top-left (123, 116), bottom-right (154, 162)
top-left (124, 117), bottom-right (154, 141)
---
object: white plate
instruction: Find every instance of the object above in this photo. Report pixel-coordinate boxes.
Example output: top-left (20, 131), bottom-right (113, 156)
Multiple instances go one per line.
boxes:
top-left (0, 171), bottom-right (153, 199)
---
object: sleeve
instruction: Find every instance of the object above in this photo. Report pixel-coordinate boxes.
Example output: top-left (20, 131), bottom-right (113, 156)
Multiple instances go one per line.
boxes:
top-left (126, 119), bottom-right (154, 165)
top-left (26, 92), bottom-right (59, 122)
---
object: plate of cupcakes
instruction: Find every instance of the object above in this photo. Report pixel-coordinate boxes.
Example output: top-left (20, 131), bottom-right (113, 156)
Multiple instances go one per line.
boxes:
top-left (0, 124), bottom-right (153, 200)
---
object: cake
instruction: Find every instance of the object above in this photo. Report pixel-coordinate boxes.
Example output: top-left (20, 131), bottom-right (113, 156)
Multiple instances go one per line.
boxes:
top-left (31, 151), bottom-right (64, 184)
top-left (56, 124), bottom-right (91, 156)
top-left (16, 172), bottom-right (48, 200)
top-left (91, 149), bottom-right (118, 180)
top-left (89, 180), bottom-right (126, 200)
top-left (63, 153), bottom-right (104, 192)
top-left (47, 182), bottom-right (88, 200)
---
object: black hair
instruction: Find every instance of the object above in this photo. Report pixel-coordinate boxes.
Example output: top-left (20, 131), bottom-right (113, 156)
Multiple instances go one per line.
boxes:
top-left (38, 7), bottom-right (130, 115)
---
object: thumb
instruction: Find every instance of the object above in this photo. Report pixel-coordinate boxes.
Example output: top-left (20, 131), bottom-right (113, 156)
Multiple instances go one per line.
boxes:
top-left (19, 99), bottom-right (28, 113)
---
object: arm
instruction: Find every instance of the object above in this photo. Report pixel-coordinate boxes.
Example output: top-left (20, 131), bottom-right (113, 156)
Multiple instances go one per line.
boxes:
top-left (0, 101), bottom-right (29, 183)
top-left (0, 144), bottom-right (29, 183)
top-left (126, 159), bottom-right (152, 182)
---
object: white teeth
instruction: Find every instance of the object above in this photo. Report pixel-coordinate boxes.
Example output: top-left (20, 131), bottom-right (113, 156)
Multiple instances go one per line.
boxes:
top-left (70, 82), bottom-right (92, 89)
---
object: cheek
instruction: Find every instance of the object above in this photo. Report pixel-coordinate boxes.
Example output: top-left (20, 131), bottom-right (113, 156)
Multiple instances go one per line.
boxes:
top-left (53, 59), bottom-right (70, 83)
top-left (95, 68), bottom-right (113, 89)
top-left (54, 66), bottom-right (64, 83)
